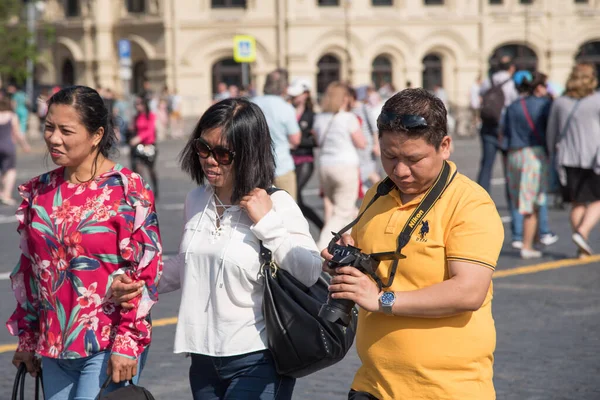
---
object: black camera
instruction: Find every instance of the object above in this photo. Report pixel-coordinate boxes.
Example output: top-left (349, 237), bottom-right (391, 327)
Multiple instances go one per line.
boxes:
top-left (318, 240), bottom-right (405, 326)
top-left (318, 243), bottom-right (377, 326)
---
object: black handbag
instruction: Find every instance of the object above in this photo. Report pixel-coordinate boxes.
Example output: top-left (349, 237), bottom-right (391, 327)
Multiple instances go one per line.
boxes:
top-left (259, 187), bottom-right (358, 378)
top-left (132, 143), bottom-right (157, 164)
top-left (98, 376), bottom-right (156, 400)
top-left (260, 255), bottom-right (358, 378)
top-left (12, 363), bottom-right (43, 400)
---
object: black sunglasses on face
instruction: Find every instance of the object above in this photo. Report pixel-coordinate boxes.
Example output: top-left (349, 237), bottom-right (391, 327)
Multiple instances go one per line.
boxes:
top-left (194, 137), bottom-right (236, 165)
top-left (377, 112), bottom-right (428, 131)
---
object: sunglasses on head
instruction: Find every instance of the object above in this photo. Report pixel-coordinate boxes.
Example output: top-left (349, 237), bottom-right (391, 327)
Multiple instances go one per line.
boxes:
top-left (194, 137), bottom-right (236, 165)
top-left (377, 112), bottom-right (428, 131)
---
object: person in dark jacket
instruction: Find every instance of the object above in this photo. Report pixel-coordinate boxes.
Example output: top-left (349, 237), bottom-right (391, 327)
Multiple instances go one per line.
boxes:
top-left (287, 79), bottom-right (323, 229)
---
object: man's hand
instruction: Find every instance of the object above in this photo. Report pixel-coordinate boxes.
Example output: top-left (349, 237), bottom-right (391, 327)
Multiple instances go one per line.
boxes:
top-left (321, 233), bottom-right (354, 275)
top-left (328, 266), bottom-right (381, 313)
top-left (240, 188), bottom-right (273, 224)
top-left (107, 354), bottom-right (138, 383)
top-left (12, 351), bottom-right (39, 377)
top-left (111, 275), bottom-right (143, 310)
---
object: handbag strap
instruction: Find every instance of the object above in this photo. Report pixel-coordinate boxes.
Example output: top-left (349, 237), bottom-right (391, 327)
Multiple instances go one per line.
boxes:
top-left (98, 375), bottom-right (135, 399)
top-left (362, 104), bottom-right (374, 135)
top-left (318, 112), bottom-right (338, 148)
top-left (259, 187), bottom-right (285, 266)
top-left (12, 363), bottom-right (25, 400)
top-left (557, 99), bottom-right (582, 145)
top-left (520, 98), bottom-right (544, 147)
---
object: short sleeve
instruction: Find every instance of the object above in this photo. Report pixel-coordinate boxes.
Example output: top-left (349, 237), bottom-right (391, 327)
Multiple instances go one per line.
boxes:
top-left (283, 103), bottom-right (300, 136)
top-left (348, 113), bottom-right (360, 133)
top-left (446, 187), bottom-right (504, 271)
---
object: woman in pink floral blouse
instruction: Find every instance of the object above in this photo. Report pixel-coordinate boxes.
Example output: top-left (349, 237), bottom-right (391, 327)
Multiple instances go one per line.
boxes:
top-left (6, 86), bottom-right (162, 399)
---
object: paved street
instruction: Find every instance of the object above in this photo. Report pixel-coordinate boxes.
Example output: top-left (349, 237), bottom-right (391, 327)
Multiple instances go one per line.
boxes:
top-left (0, 132), bottom-right (598, 399)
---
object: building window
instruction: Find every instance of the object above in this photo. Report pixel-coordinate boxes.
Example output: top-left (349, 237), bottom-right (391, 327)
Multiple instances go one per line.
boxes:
top-left (372, 56), bottom-right (392, 89)
top-left (318, 0), bottom-right (340, 6)
top-left (127, 0), bottom-right (146, 13)
top-left (489, 0), bottom-right (503, 4)
top-left (317, 54), bottom-right (341, 95)
top-left (489, 44), bottom-right (537, 73)
top-left (212, 58), bottom-right (247, 95)
top-left (132, 61), bottom-right (147, 95)
top-left (211, 0), bottom-right (247, 8)
top-left (65, 0), bottom-right (79, 17)
top-left (574, 0), bottom-right (589, 3)
top-left (519, 0), bottom-right (533, 4)
top-left (422, 54), bottom-right (442, 91)
top-left (61, 59), bottom-right (75, 86)
top-left (424, 0), bottom-right (444, 5)
top-left (372, 0), bottom-right (393, 5)
top-left (576, 41), bottom-right (600, 87)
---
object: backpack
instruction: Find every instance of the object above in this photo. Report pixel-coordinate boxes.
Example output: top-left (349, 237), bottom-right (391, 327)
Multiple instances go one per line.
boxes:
top-left (480, 78), bottom-right (510, 125)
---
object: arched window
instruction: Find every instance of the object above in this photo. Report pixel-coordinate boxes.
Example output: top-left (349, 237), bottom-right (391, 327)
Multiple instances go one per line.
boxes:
top-left (65, 0), bottom-right (79, 17)
top-left (422, 54), bottom-right (442, 91)
top-left (576, 41), bottom-right (600, 87)
top-left (489, 44), bottom-right (537, 73)
top-left (212, 58), bottom-right (247, 95)
top-left (132, 61), bottom-right (147, 95)
top-left (372, 55), bottom-right (393, 89)
top-left (61, 59), bottom-right (75, 86)
top-left (317, 54), bottom-right (341, 95)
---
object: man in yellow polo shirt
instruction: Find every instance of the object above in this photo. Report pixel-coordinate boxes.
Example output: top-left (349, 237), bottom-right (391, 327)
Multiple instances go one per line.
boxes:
top-left (323, 88), bottom-right (504, 400)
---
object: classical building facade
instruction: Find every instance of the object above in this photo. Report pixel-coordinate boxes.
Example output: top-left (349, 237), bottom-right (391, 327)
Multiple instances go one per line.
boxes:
top-left (34, 0), bottom-right (600, 127)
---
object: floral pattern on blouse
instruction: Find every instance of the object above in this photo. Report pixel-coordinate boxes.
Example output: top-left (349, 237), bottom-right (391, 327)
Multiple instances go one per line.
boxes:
top-left (6, 164), bottom-right (163, 360)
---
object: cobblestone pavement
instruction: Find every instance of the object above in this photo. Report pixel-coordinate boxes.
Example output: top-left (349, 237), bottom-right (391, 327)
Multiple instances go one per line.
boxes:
top-left (0, 134), bottom-right (598, 399)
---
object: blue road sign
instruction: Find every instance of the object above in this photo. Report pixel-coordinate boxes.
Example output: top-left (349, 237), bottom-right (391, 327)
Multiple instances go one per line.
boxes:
top-left (118, 39), bottom-right (131, 60)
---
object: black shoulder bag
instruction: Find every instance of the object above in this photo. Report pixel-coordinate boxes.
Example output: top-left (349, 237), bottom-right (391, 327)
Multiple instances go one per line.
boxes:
top-left (12, 364), bottom-right (43, 400)
top-left (98, 375), bottom-right (156, 400)
top-left (259, 162), bottom-right (455, 378)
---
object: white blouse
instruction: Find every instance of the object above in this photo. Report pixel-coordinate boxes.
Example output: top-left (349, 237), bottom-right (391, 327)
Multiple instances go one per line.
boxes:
top-left (158, 185), bottom-right (322, 357)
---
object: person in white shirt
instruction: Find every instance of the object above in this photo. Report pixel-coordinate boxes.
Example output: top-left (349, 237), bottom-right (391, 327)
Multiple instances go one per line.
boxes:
top-left (111, 98), bottom-right (322, 400)
top-left (313, 82), bottom-right (366, 250)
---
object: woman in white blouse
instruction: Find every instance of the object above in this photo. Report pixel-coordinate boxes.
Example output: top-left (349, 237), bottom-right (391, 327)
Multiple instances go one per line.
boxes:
top-left (112, 98), bottom-right (322, 399)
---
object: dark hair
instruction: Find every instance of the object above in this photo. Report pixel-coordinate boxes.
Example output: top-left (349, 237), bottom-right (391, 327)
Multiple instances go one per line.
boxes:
top-left (377, 88), bottom-right (447, 149)
top-left (518, 72), bottom-right (548, 95)
top-left (47, 86), bottom-right (117, 178)
top-left (0, 97), bottom-right (13, 112)
top-left (498, 56), bottom-right (514, 72)
top-left (264, 68), bottom-right (289, 96)
top-left (136, 96), bottom-right (150, 118)
top-left (179, 98), bottom-right (275, 203)
top-left (304, 92), bottom-right (314, 112)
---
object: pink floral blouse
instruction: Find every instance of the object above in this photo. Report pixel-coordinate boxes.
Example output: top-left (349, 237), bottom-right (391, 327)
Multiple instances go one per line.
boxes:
top-left (6, 164), bottom-right (163, 360)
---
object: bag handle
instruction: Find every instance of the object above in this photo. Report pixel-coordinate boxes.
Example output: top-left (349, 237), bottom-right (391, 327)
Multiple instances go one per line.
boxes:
top-left (557, 99), bottom-right (581, 145)
top-left (317, 112), bottom-right (338, 148)
top-left (520, 98), bottom-right (545, 149)
top-left (12, 363), bottom-right (44, 400)
top-left (98, 375), bottom-right (135, 399)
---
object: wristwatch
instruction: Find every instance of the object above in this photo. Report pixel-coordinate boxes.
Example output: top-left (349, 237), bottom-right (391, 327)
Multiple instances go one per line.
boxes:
top-left (379, 291), bottom-right (396, 315)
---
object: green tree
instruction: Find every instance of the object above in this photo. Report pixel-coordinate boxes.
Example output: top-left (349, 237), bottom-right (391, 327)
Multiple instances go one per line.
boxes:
top-left (0, 0), bottom-right (53, 86)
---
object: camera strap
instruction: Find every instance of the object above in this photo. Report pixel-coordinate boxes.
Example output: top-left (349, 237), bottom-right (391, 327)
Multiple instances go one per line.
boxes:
top-left (331, 160), bottom-right (456, 290)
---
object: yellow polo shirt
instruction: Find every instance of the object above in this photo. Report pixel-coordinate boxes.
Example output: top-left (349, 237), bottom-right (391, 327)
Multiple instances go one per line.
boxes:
top-left (351, 161), bottom-right (504, 400)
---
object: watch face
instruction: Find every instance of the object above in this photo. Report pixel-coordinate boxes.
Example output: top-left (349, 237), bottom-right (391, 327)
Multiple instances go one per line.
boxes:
top-left (381, 292), bottom-right (395, 305)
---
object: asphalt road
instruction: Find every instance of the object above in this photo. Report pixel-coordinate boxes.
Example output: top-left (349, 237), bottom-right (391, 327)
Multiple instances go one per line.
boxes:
top-left (0, 134), bottom-right (598, 399)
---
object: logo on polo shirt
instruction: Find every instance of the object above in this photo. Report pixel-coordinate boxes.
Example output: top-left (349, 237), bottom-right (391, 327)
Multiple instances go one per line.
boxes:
top-left (416, 220), bottom-right (430, 242)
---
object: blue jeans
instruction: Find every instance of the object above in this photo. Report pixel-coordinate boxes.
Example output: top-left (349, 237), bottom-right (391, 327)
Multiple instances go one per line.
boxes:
top-left (189, 350), bottom-right (295, 400)
top-left (511, 203), bottom-right (551, 241)
top-left (42, 349), bottom-right (148, 400)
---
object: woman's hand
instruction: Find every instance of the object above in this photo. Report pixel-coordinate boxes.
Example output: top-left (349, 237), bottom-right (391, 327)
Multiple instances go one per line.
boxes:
top-left (328, 267), bottom-right (381, 313)
top-left (12, 351), bottom-right (40, 377)
top-left (129, 136), bottom-right (142, 147)
top-left (107, 354), bottom-right (138, 383)
top-left (240, 188), bottom-right (273, 224)
top-left (110, 275), bottom-right (143, 310)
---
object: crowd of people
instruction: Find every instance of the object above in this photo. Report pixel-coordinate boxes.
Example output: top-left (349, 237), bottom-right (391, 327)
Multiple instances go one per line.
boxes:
top-left (475, 57), bottom-right (600, 259)
top-left (3, 57), bottom-right (599, 400)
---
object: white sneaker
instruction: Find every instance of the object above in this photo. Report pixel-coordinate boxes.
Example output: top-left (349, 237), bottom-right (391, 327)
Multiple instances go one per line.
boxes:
top-left (572, 232), bottom-right (593, 255)
top-left (512, 240), bottom-right (523, 250)
top-left (539, 233), bottom-right (559, 246)
top-left (521, 248), bottom-right (542, 259)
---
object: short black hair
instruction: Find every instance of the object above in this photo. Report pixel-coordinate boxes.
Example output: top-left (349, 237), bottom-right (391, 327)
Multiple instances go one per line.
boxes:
top-left (179, 98), bottom-right (275, 203)
top-left (47, 85), bottom-right (117, 159)
top-left (377, 88), bottom-right (447, 149)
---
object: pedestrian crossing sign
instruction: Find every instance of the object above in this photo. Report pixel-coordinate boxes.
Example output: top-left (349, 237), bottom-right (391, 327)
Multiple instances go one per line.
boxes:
top-left (233, 35), bottom-right (256, 63)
